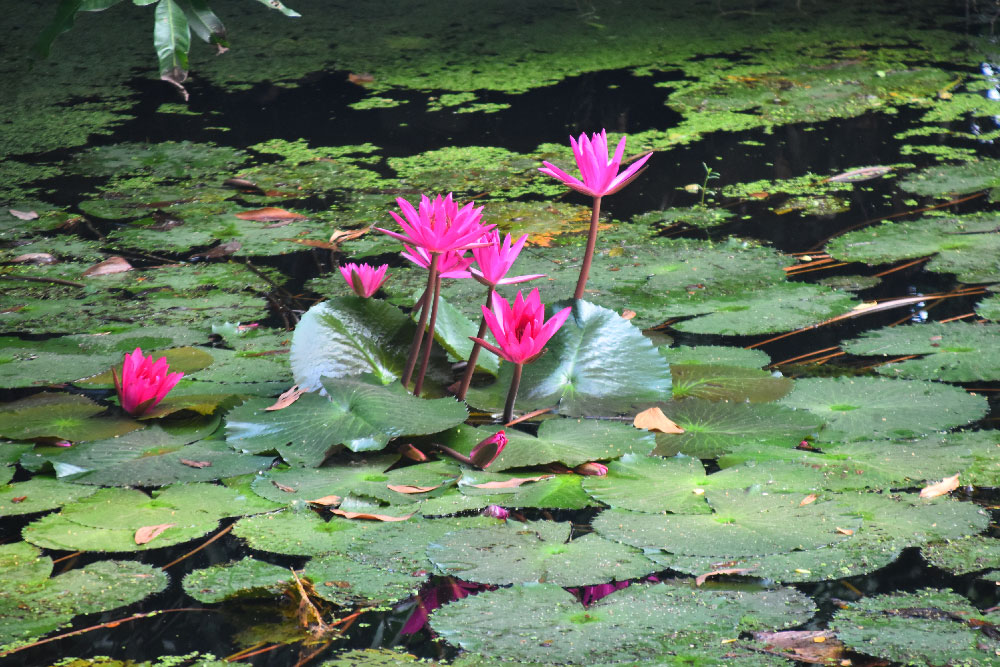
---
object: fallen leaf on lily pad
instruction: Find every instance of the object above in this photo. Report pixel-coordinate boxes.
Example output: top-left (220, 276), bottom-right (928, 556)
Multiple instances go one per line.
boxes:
top-left (469, 475), bottom-right (554, 489)
top-left (330, 509), bottom-right (415, 522)
top-left (12, 253), bottom-right (56, 265)
top-left (235, 207), bottom-right (307, 222)
top-left (920, 473), bottom-right (959, 498)
top-left (751, 630), bottom-right (844, 664)
top-left (265, 385), bottom-right (305, 411)
top-left (386, 484), bottom-right (441, 494)
top-left (9, 209), bottom-right (39, 220)
top-left (135, 523), bottom-right (175, 544)
top-left (191, 241), bottom-right (241, 259)
top-left (307, 495), bottom-right (342, 506)
top-left (621, 309), bottom-right (637, 320)
top-left (799, 493), bottom-right (818, 506)
top-left (633, 407), bottom-right (684, 434)
top-left (83, 256), bottom-right (132, 277)
top-left (180, 459), bottom-right (211, 469)
top-left (695, 567), bottom-right (755, 586)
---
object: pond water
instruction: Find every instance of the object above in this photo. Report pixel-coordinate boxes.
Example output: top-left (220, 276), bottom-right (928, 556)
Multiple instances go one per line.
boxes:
top-left (3, 1), bottom-right (1000, 666)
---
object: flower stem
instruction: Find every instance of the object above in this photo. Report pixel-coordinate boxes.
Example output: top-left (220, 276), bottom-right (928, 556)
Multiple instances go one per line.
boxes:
top-left (413, 269), bottom-right (443, 396)
top-left (573, 195), bottom-right (603, 301)
top-left (401, 253), bottom-right (438, 389)
top-left (455, 285), bottom-right (495, 401)
top-left (429, 443), bottom-right (474, 467)
top-left (502, 363), bottom-right (523, 424)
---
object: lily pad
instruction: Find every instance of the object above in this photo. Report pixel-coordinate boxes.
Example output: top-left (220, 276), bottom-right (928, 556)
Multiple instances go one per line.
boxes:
top-left (778, 377), bottom-right (989, 442)
top-left (831, 589), bottom-right (1000, 666)
top-left (652, 400), bottom-right (823, 458)
top-left (233, 509), bottom-right (364, 557)
top-left (593, 491), bottom-right (861, 557)
top-left (0, 392), bottom-right (143, 442)
top-left (182, 557), bottom-right (292, 604)
top-left (304, 554), bottom-right (423, 606)
top-left (427, 520), bottom-right (655, 586)
top-left (899, 158), bottom-right (1000, 198)
top-left (430, 581), bottom-right (814, 664)
top-left (289, 297), bottom-right (420, 390)
top-left (669, 364), bottom-right (793, 402)
top-left (466, 300), bottom-right (672, 417)
top-left (0, 477), bottom-right (99, 517)
top-left (227, 377), bottom-right (466, 463)
top-left (23, 512), bottom-right (218, 553)
top-left (249, 454), bottom-right (405, 505)
top-left (825, 213), bottom-right (1000, 284)
top-left (665, 345), bottom-right (770, 368)
top-left (842, 321), bottom-right (1000, 382)
top-left (921, 536), bottom-right (1000, 576)
top-left (581, 454), bottom-right (712, 515)
top-left (976, 293), bottom-right (1000, 321)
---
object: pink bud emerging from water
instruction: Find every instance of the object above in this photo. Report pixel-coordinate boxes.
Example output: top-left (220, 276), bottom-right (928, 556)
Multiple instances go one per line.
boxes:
top-left (112, 348), bottom-right (183, 416)
top-left (340, 262), bottom-right (389, 298)
top-left (482, 504), bottom-right (510, 520)
top-left (469, 430), bottom-right (507, 468)
top-left (574, 462), bottom-right (608, 476)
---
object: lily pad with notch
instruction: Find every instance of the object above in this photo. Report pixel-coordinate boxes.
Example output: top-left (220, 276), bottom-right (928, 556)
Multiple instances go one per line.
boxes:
top-left (669, 364), bottom-right (793, 402)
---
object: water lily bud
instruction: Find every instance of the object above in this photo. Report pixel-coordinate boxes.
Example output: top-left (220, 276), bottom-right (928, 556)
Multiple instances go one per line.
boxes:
top-left (469, 430), bottom-right (507, 468)
top-left (574, 462), bottom-right (608, 476)
top-left (482, 504), bottom-right (510, 520)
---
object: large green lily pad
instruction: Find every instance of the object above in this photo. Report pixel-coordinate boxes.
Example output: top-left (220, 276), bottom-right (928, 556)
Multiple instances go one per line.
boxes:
top-left (921, 536), bottom-right (1000, 576)
top-left (843, 322), bottom-right (1000, 382)
top-left (182, 557), bottom-right (292, 604)
top-left (304, 554), bottom-right (423, 606)
top-left (0, 392), bottom-right (143, 442)
top-left (899, 158), bottom-right (1000, 198)
top-left (779, 376), bottom-right (988, 442)
top-left (466, 299), bottom-right (672, 417)
top-left (427, 520), bottom-right (655, 586)
top-left (669, 365), bottom-right (793, 402)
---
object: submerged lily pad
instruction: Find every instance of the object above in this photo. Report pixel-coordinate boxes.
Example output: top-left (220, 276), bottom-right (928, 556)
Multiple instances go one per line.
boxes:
top-left (843, 321), bottom-right (1000, 382)
top-left (427, 520), bottom-right (655, 586)
top-left (430, 581), bottom-right (814, 664)
top-left (778, 377), bottom-right (989, 442)
top-left (466, 300), bottom-right (672, 417)
top-left (831, 589), bottom-right (1000, 666)
top-left (70, 141), bottom-right (247, 180)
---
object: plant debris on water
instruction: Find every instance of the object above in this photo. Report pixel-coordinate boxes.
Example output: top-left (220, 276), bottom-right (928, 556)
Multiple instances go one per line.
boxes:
top-left (2, 1), bottom-right (1000, 665)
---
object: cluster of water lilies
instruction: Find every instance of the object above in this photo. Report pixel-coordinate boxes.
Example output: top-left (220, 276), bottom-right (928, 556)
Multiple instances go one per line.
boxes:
top-left (113, 128), bottom-right (650, 446)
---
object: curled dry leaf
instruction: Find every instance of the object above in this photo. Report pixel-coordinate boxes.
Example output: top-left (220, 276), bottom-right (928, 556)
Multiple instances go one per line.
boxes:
top-left (11, 496), bottom-right (27, 504)
top-left (11, 253), bottom-right (56, 265)
top-left (83, 256), bottom-right (132, 277)
top-left (307, 495), bottom-right (342, 506)
top-left (272, 481), bottom-right (297, 493)
top-left (191, 240), bottom-right (241, 260)
top-left (348, 72), bottom-right (375, 85)
top-left (835, 527), bottom-right (854, 536)
top-left (386, 484), bottom-right (441, 494)
top-left (135, 523), bottom-right (175, 545)
top-left (266, 385), bottom-right (306, 411)
top-left (469, 475), bottom-right (554, 489)
top-left (9, 209), bottom-right (39, 220)
top-left (799, 493), bottom-right (818, 506)
top-left (179, 459), bottom-right (212, 469)
top-left (751, 630), bottom-right (844, 664)
top-left (235, 207), bottom-right (307, 222)
top-left (825, 165), bottom-right (893, 183)
top-left (633, 407), bottom-right (685, 434)
top-left (695, 567), bottom-right (755, 586)
top-left (330, 509), bottom-right (414, 522)
top-left (398, 443), bottom-right (428, 462)
top-left (620, 309), bottom-right (637, 320)
top-left (920, 473), bottom-right (960, 498)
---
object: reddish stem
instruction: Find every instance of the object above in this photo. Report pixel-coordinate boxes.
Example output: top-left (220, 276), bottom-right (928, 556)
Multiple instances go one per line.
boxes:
top-left (456, 284), bottom-right (495, 401)
top-left (502, 363), bottom-right (524, 424)
top-left (413, 270), bottom-right (442, 396)
top-left (401, 253), bottom-right (438, 388)
top-left (573, 195), bottom-right (603, 300)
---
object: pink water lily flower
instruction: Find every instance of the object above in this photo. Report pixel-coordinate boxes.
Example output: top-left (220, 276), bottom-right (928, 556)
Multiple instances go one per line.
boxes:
top-left (401, 245), bottom-right (473, 279)
top-left (340, 262), bottom-right (389, 298)
top-left (112, 347), bottom-right (183, 416)
top-left (470, 231), bottom-right (546, 287)
top-left (377, 193), bottom-right (493, 254)
top-left (472, 288), bottom-right (571, 365)
top-left (538, 129), bottom-right (652, 198)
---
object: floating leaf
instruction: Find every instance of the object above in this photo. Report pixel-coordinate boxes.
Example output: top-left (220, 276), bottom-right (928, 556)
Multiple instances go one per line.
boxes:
top-left (249, 454), bottom-right (404, 506)
top-left (670, 364), bottom-right (792, 402)
top-left (430, 582), bottom-right (814, 664)
top-left (652, 399), bottom-right (823, 458)
top-left (466, 300), bottom-right (671, 417)
top-left (304, 554), bottom-right (422, 606)
top-left (779, 377), bottom-right (988, 442)
top-left (666, 345), bottom-right (770, 368)
top-left (82, 256), bottom-right (132, 277)
top-left (233, 510), bottom-right (365, 557)
top-left (182, 557), bottom-right (292, 604)
top-left (235, 207), bottom-right (307, 222)
top-left (0, 392), bottom-right (143, 442)
top-left (899, 158), bottom-right (1000, 197)
top-left (0, 477), bottom-right (99, 517)
top-left (831, 589), bottom-right (1000, 666)
top-left (134, 523), bottom-right (176, 545)
top-left (843, 322), bottom-right (1000, 382)
top-left (226, 376), bottom-right (467, 464)
top-left (633, 407), bottom-right (684, 434)
top-left (581, 454), bottom-right (713, 515)
top-left (920, 473), bottom-right (960, 498)
top-left (922, 536), bottom-right (1000, 575)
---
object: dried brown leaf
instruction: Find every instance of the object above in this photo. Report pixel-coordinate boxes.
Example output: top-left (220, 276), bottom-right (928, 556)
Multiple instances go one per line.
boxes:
top-left (9, 209), bottom-right (39, 220)
top-left (386, 484), bottom-right (440, 494)
top-left (799, 493), bottom-right (818, 506)
top-left (469, 475), bottom-right (554, 489)
top-left (695, 567), bottom-right (755, 586)
top-left (751, 630), bottom-right (844, 664)
top-left (272, 481), bottom-right (297, 493)
top-left (621, 309), bottom-right (637, 320)
top-left (11, 253), bottom-right (56, 265)
top-left (235, 207), bottom-right (307, 222)
top-left (265, 385), bottom-right (306, 411)
top-left (306, 495), bottom-right (342, 506)
top-left (135, 523), bottom-right (175, 545)
top-left (83, 256), bottom-right (132, 277)
top-left (920, 473), bottom-right (960, 498)
top-left (633, 407), bottom-right (685, 434)
top-left (330, 510), bottom-right (414, 522)
top-left (179, 459), bottom-right (212, 469)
